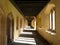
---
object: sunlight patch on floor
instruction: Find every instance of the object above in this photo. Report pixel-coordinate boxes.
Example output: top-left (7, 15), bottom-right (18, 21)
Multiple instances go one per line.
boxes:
top-left (14, 37), bottom-right (36, 45)
top-left (21, 32), bottom-right (33, 35)
top-left (24, 26), bottom-right (36, 30)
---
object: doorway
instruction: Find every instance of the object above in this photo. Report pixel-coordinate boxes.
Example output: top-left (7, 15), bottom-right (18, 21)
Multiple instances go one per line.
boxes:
top-left (24, 16), bottom-right (36, 30)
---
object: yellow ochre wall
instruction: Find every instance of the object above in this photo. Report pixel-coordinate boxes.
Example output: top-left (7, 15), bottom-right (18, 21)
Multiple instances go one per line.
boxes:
top-left (24, 19), bottom-right (28, 28)
top-left (36, 0), bottom-right (57, 45)
top-left (36, 0), bottom-right (60, 45)
top-left (0, 0), bottom-right (24, 45)
top-left (56, 0), bottom-right (60, 45)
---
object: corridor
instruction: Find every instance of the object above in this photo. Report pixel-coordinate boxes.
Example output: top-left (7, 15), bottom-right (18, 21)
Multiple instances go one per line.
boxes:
top-left (0, 0), bottom-right (60, 45)
top-left (12, 29), bottom-right (50, 45)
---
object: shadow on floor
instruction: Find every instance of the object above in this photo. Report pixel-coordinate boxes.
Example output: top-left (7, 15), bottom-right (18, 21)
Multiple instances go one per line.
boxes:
top-left (11, 30), bottom-right (50, 45)
top-left (33, 31), bottom-right (50, 45)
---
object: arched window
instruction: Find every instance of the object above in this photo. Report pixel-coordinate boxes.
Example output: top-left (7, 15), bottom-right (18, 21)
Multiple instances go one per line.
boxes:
top-left (50, 7), bottom-right (55, 31)
top-left (46, 7), bottom-right (56, 35)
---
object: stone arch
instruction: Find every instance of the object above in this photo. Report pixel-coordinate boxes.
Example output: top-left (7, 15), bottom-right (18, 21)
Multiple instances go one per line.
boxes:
top-left (0, 7), bottom-right (6, 45)
top-left (6, 12), bottom-right (14, 45)
top-left (31, 16), bottom-right (36, 29)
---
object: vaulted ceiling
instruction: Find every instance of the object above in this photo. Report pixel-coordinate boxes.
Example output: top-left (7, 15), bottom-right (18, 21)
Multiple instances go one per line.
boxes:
top-left (10, 0), bottom-right (50, 16)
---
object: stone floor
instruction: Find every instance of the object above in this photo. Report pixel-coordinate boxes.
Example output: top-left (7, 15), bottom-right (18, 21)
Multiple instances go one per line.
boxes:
top-left (12, 30), bottom-right (50, 45)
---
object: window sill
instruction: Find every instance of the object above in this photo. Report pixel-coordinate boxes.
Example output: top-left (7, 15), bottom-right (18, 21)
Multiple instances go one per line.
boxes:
top-left (46, 29), bottom-right (56, 35)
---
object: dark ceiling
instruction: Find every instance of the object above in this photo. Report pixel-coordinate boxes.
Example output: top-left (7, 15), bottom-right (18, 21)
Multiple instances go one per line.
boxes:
top-left (10, 0), bottom-right (50, 16)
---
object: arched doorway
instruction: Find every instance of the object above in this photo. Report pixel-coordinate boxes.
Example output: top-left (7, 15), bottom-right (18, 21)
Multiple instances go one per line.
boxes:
top-left (7, 13), bottom-right (14, 45)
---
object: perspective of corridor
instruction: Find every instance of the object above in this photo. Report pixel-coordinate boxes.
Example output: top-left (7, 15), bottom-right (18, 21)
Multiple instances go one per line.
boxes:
top-left (0, 0), bottom-right (60, 45)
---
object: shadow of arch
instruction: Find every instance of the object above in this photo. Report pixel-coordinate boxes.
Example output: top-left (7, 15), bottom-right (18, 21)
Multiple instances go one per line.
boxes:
top-left (6, 12), bottom-right (14, 45)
